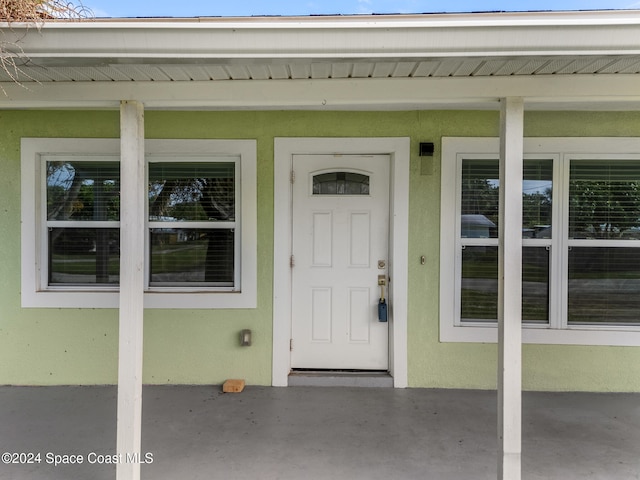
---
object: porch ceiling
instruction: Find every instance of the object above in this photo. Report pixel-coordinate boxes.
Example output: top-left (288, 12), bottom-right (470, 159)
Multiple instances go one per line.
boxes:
top-left (1, 10), bottom-right (640, 110)
top-left (4, 54), bottom-right (640, 83)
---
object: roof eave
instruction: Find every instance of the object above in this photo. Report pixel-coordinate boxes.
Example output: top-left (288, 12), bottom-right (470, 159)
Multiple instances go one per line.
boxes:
top-left (4, 10), bottom-right (640, 66)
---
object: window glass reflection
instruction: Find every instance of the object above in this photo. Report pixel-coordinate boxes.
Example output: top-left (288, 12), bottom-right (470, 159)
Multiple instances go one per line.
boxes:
top-left (312, 172), bottom-right (370, 195)
top-left (568, 247), bottom-right (640, 325)
top-left (49, 228), bottom-right (120, 285)
top-left (47, 161), bottom-right (120, 221)
top-left (460, 159), bottom-right (553, 238)
top-left (149, 163), bottom-right (235, 222)
top-left (569, 160), bottom-right (640, 239)
top-left (461, 246), bottom-right (549, 323)
top-left (149, 228), bottom-right (234, 286)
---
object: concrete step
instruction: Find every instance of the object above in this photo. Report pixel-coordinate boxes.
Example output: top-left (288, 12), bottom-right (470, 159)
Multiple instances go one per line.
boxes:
top-left (288, 370), bottom-right (393, 387)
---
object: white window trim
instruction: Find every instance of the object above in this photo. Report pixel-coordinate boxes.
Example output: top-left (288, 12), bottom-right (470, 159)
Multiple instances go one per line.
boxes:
top-left (441, 136), bottom-right (640, 346)
top-left (21, 138), bottom-right (257, 309)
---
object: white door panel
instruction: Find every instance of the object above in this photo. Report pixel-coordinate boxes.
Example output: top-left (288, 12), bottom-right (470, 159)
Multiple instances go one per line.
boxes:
top-left (291, 154), bottom-right (390, 370)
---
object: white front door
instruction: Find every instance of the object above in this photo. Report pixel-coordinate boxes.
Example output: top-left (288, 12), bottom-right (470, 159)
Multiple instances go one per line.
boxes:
top-left (291, 154), bottom-right (390, 370)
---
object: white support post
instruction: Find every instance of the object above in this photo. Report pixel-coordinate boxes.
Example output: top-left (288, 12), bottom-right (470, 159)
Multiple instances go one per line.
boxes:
top-left (498, 97), bottom-right (524, 480)
top-left (117, 101), bottom-right (145, 480)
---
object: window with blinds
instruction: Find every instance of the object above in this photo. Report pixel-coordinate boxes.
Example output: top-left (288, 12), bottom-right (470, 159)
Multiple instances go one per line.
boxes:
top-left (148, 161), bottom-right (238, 287)
top-left (25, 138), bottom-right (257, 309)
top-left (441, 137), bottom-right (640, 344)
top-left (461, 160), bottom-right (499, 237)
top-left (569, 160), bottom-right (640, 240)
top-left (46, 158), bottom-right (121, 285)
top-left (568, 159), bottom-right (640, 325)
top-left (44, 158), bottom-right (240, 289)
top-left (459, 158), bottom-right (552, 324)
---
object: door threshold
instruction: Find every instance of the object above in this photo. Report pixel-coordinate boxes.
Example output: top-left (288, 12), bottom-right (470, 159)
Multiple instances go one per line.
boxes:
top-left (288, 370), bottom-right (393, 388)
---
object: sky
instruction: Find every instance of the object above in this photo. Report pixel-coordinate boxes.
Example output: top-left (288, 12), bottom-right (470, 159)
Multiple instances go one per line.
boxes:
top-left (83, 0), bottom-right (640, 19)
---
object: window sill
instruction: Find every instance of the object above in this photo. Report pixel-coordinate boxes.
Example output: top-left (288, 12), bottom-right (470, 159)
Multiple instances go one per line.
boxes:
top-left (22, 289), bottom-right (256, 309)
top-left (440, 322), bottom-right (640, 346)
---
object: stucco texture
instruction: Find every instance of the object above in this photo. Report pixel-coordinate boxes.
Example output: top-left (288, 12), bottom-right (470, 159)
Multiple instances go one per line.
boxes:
top-left (1, 110), bottom-right (639, 391)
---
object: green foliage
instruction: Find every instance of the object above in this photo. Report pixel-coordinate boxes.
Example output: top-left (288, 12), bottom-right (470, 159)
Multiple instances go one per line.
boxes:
top-left (569, 180), bottom-right (640, 238)
top-left (461, 177), bottom-right (553, 231)
top-left (522, 188), bottom-right (552, 229)
top-left (461, 178), bottom-right (499, 225)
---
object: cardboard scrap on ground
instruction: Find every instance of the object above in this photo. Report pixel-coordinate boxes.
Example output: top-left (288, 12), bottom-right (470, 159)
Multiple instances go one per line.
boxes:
top-left (222, 379), bottom-right (245, 393)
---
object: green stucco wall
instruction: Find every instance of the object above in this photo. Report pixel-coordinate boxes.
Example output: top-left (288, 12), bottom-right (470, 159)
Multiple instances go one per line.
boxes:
top-left (1, 109), bottom-right (639, 391)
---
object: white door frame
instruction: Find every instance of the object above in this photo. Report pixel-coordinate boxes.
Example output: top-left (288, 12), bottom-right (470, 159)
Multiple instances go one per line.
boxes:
top-left (273, 137), bottom-right (410, 388)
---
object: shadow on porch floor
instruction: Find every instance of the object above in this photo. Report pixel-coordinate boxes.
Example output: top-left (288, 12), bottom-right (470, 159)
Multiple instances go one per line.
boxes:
top-left (0, 386), bottom-right (638, 480)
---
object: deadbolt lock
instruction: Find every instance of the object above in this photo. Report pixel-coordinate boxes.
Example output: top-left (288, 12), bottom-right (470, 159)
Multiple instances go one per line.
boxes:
top-left (378, 260), bottom-right (386, 269)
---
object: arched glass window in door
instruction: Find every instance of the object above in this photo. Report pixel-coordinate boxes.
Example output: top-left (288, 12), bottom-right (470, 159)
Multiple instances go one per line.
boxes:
top-left (312, 171), bottom-right (370, 195)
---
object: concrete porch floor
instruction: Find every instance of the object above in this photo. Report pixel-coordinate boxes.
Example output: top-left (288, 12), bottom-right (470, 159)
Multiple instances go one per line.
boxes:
top-left (0, 386), bottom-right (639, 480)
